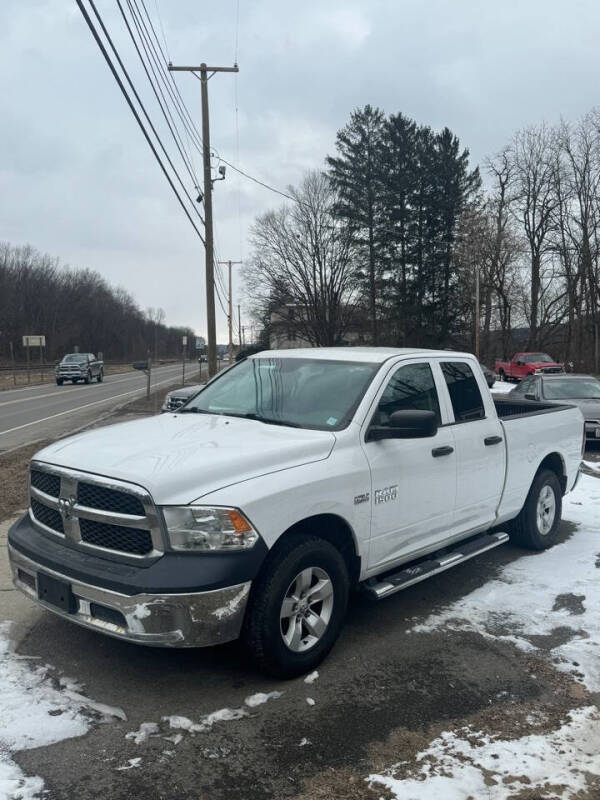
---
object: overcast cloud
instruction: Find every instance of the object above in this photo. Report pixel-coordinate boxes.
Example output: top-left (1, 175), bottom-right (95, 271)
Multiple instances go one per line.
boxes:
top-left (1, 0), bottom-right (599, 340)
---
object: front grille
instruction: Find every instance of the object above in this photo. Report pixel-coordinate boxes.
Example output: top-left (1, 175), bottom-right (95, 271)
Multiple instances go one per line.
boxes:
top-left (30, 469), bottom-right (60, 497)
top-left (31, 498), bottom-right (64, 533)
top-left (29, 463), bottom-right (161, 560)
top-left (77, 482), bottom-right (145, 516)
top-left (79, 518), bottom-right (153, 555)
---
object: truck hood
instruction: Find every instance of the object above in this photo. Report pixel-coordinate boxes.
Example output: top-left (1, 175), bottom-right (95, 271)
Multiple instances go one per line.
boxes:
top-left (531, 362), bottom-right (563, 370)
top-left (34, 414), bottom-right (336, 505)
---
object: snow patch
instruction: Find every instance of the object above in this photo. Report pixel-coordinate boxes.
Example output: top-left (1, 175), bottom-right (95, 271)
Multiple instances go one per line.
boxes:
top-left (116, 758), bottom-right (142, 771)
top-left (304, 670), bottom-right (319, 684)
top-left (0, 620), bottom-right (125, 800)
top-left (490, 380), bottom-right (514, 394)
top-left (126, 722), bottom-right (159, 744)
top-left (163, 706), bottom-right (248, 734)
top-left (299, 737), bottom-right (311, 747)
top-left (306, 697), bottom-right (315, 706)
top-left (211, 585), bottom-right (250, 620)
top-left (413, 473), bottom-right (600, 691)
top-left (368, 706), bottom-right (600, 800)
top-left (244, 691), bottom-right (282, 708)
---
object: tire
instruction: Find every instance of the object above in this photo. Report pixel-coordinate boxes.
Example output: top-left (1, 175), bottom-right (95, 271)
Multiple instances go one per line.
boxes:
top-left (84, 371), bottom-right (91, 385)
top-left (97, 370), bottom-right (103, 383)
top-left (241, 535), bottom-right (350, 678)
top-left (499, 369), bottom-right (506, 382)
top-left (56, 379), bottom-right (63, 386)
top-left (509, 469), bottom-right (562, 550)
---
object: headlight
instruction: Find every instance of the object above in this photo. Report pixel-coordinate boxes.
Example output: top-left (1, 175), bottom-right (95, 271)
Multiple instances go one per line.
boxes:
top-left (162, 506), bottom-right (259, 551)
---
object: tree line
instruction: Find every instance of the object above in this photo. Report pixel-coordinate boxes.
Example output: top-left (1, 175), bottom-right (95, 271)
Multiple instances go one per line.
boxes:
top-left (245, 105), bottom-right (600, 371)
top-left (0, 243), bottom-right (195, 363)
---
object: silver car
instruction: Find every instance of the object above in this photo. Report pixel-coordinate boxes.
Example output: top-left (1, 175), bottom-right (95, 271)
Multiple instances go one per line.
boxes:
top-left (161, 384), bottom-right (203, 413)
top-left (511, 373), bottom-right (600, 440)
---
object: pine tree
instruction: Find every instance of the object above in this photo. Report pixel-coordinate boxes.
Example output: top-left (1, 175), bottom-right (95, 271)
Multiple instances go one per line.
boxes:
top-left (326, 105), bottom-right (386, 344)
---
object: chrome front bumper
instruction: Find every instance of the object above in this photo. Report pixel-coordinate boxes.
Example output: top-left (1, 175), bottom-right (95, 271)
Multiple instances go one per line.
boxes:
top-left (8, 544), bottom-right (250, 648)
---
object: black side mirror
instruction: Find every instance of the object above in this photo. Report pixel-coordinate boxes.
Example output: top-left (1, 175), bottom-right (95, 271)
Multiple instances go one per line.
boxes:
top-left (368, 409), bottom-right (438, 441)
top-left (524, 393), bottom-right (537, 401)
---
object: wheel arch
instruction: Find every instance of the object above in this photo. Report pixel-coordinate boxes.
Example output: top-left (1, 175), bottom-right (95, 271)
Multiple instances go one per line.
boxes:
top-left (268, 513), bottom-right (361, 585)
top-left (538, 452), bottom-right (567, 495)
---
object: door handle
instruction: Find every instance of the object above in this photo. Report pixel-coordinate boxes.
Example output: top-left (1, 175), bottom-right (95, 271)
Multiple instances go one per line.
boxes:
top-left (484, 436), bottom-right (503, 446)
top-left (432, 445), bottom-right (454, 457)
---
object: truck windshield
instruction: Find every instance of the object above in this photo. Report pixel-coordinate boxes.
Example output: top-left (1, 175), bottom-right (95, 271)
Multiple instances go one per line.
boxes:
top-left (543, 378), bottom-right (600, 400)
top-left (522, 353), bottom-right (553, 363)
top-left (180, 357), bottom-right (380, 430)
top-left (63, 354), bottom-right (87, 363)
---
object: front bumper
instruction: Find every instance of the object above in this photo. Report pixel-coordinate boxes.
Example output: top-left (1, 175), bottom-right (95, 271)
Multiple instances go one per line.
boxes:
top-left (9, 544), bottom-right (251, 647)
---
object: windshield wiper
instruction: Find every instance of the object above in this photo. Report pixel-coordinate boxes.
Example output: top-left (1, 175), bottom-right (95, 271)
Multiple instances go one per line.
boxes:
top-left (225, 412), bottom-right (302, 428)
top-left (178, 407), bottom-right (214, 414)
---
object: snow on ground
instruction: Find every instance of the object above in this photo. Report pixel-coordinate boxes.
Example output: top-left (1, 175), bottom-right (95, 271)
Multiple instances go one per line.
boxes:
top-left (412, 473), bottom-right (600, 691)
top-left (0, 621), bottom-right (125, 800)
top-left (368, 471), bottom-right (600, 798)
top-left (244, 691), bottom-right (282, 708)
top-left (490, 379), bottom-right (514, 394)
top-left (304, 670), bottom-right (319, 684)
top-left (369, 706), bottom-right (600, 800)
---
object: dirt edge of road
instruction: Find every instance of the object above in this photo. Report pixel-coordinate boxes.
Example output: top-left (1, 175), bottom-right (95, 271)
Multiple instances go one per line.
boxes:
top-left (0, 377), bottom-right (193, 521)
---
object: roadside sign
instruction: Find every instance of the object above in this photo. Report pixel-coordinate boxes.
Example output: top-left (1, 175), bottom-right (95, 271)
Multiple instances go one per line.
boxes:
top-left (22, 335), bottom-right (45, 347)
top-left (182, 335), bottom-right (188, 346)
top-left (195, 337), bottom-right (203, 350)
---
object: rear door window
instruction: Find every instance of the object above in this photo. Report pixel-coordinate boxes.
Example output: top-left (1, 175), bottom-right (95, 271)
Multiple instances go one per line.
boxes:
top-left (441, 362), bottom-right (485, 422)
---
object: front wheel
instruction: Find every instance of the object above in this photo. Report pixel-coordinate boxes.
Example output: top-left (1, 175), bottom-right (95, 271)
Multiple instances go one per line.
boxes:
top-left (84, 371), bottom-right (91, 385)
top-left (242, 535), bottom-right (350, 678)
top-left (509, 469), bottom-right (562, 550)
top-left (56, 379), bottom-right (63, 386)
top-left (97, 369), bottom-right (103, 383)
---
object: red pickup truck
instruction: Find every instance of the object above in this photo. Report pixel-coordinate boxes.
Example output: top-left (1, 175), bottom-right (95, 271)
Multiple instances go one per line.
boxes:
top-left (495, 352), bottom-right (564, 382)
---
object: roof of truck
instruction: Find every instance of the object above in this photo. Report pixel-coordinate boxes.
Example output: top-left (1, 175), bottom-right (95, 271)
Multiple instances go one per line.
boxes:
top-left (249, 347), bottom-right (472, 364)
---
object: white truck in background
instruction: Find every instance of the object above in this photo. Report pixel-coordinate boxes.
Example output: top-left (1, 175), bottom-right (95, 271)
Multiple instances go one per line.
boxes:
top-left (9, 348), bottom-right (583, 677)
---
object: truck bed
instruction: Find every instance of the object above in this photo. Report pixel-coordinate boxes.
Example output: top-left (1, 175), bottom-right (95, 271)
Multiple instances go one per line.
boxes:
top-left (493, 397), bottom-right (572, 419)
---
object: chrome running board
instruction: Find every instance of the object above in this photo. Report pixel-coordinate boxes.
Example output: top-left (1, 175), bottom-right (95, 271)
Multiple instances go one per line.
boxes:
top-left (365, 531), bottom-right (509, 600)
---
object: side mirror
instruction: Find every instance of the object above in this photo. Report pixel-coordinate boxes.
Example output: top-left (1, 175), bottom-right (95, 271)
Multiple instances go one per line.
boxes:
top-left (524, 393), bottom-right (537, 401)
top-left (368, 409), bottom-right (438, 441)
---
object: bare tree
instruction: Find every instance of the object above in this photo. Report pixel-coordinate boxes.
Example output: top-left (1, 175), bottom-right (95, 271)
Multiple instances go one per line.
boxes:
top-left (244, 171), bottom-right (360, 347)
top-left (509, 124), bottom-right (558, 348)
top-left (146, 306), bottom-right (166, 360)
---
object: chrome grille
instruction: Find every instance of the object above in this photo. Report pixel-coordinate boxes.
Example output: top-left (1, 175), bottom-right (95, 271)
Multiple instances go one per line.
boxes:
top-left (31, 469), bottom-right (61, 498)
top-left (31, 498), bottom-right (64, 533)
top-left (79, 518), bottom-right (153, 555)
top-left (77, 482), bottom-right (145, 516)
top-left (29, 462), bottom-right (163, 561)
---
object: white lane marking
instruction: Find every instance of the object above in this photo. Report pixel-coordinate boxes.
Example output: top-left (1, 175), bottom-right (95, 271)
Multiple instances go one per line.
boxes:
top-left (0, 371), bottom-right (199, 437)
top-left (0, 365), bottom-right (191, 408)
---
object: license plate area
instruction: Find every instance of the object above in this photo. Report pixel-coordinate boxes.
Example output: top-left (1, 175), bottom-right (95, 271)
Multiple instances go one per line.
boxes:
top-left (37, 573), bottom-right (76, 613)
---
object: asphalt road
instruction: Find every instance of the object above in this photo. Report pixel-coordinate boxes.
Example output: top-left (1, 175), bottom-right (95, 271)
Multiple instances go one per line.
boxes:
top-left (0, 363), bottom-right (202, 452)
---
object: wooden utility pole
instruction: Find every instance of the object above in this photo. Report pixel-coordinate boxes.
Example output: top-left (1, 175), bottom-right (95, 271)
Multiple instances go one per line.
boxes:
top-left (238, 304), bottom-right (242, 348)
top-left (475, 265), bottom-right (480, 360)
top-left (219, 260), bottom-right (242, 364)
top-left (168, 62), bottom-right (239, 378)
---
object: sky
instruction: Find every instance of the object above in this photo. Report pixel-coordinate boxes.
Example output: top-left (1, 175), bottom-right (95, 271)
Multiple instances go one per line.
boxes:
top-left (1, 0), bottom-right (600, 342)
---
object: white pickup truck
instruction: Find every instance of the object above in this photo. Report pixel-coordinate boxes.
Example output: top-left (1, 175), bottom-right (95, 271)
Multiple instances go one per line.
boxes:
top-left (8, 348), bottom-right (584, 677)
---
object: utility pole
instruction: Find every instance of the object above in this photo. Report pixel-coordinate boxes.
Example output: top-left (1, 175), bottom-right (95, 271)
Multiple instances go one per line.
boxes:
top-left (168, 61), bottom-right (239, 378)
top-left (218, 260), bottom-right (242, 364)
top-left (238, 304), bottom-right (242, 348)
top-left (475, 265), bottom-right (480, 360)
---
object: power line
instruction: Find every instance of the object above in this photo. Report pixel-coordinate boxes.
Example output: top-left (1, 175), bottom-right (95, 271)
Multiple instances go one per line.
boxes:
top-left (118, 0), bottom-right (201, 190)
top-left (75, 0), bottom-right (205, 242)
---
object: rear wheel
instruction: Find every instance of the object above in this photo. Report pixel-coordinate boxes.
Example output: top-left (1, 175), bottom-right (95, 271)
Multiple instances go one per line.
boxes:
top-left (242, 535), bottom-right (350, 678)
top-left (509, 469), bottom-right (562, 550)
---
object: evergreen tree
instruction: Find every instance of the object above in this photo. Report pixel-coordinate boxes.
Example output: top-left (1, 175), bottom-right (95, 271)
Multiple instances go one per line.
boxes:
top-left (326, 105), bottom-right (386, 344)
